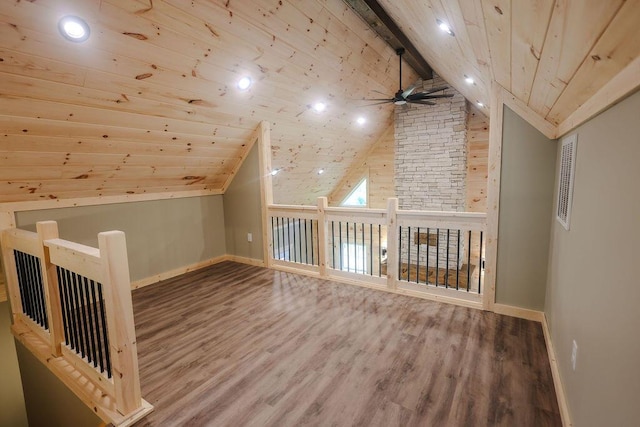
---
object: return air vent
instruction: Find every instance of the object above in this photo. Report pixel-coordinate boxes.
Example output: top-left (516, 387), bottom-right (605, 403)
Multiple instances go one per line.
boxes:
top-left (556, 134), bottom-right (577, 230)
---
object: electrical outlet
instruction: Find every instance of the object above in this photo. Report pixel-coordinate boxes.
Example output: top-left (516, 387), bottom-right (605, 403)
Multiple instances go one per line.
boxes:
top-left (571, 340), bottom-right (578, 371)
top-left (247, 233), bottom-right (253, 242)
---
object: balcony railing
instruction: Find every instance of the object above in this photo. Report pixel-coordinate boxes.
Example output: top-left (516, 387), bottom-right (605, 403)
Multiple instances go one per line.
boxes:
top-left (267, 198), bottom-right (486, 307)
top-left (0, 221), bottom-right (153, 426)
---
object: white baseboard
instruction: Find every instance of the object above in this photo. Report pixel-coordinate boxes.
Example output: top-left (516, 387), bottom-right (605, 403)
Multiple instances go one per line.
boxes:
top-left (493, 303), bottom-right (544, 322)
top-left (131, 254), bottom-right (265, 290)
top-left (131, 255), bottom-right (228, 290)
top-left (542, 314), bottom-right (573, 426)
top-left (223, 255), bottom-right (265, 267)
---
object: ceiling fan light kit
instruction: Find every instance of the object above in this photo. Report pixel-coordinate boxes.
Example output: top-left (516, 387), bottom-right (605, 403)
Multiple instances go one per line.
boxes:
top-left (363, 48), bottom-right (454, 107)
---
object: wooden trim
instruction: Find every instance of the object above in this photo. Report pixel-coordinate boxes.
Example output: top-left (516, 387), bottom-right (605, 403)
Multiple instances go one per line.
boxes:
top-left (385, 198), bottom-right (399, 290)
top-left (483, 82), bottom-right (504, 311)
top-left (317, 197), bottom-right (329, 277)
top-left (45, 238), bottom-right (102, 283)
top-left (257, 121), bottom-right (273, 268)
top-left (131, 255), bottom-right (228, 290)
top-left (61, 345), bottom-right (115, 397)
top-left (557, 55), bottom-right (640, 137)
top-left (0, 211), bottom-right (16, 303)
top-left (542, 313), bottom-right (573, 426)
top-left (223, 255), bottom-right (265, 268)
top-left (98, 231), bottom-right (141, 415)
top-left (0, 189), bottom-right (223, 213)
top-left (36, 221), bottom-right (64, 357)
top-left (493, 303), bottom-right (544, 322)
top-left (12, 318), bottom-right (153, 427)
top-left (269, 262), bottom-right (483, 312)
top-left (500, 86), bottom-right (558, 139)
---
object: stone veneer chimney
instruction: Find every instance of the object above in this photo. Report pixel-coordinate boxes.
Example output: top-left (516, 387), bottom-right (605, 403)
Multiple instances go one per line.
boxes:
top-left (394, 73), bottom-right (467, 211)
top-left (394, 73), bottom-right (468, 270)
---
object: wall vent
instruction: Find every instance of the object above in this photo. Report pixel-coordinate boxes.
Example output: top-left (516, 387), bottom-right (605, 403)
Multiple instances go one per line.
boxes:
top-left (556, 134), bottom-right (577, 230)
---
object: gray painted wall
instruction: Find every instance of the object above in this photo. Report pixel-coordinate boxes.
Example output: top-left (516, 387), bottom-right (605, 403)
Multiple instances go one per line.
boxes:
top-left (0, 302), bottom-right (28, 427)
top-left (223, 144), bottom-right (264, 262)
top-left (496, 106), bottom-right (557, 310)
top-left (545, 91), bottom-right (640, 426)
top-left (15, 195), bottom-right (227, 282)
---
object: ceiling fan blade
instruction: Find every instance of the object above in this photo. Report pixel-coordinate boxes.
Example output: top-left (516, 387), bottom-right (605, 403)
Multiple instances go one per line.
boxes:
top-left (407, 93), bottom-right (454, 100)
top-left (360, 100), bottom-right (394, 106)
top-left (371, 89), bottom-right (389, 96)
top-left (408, 99), bottom-right (436, 105)
top-left (401, 84), bottom-right (416, 99)
top-left (422, 85), bottom-right (449, 94)
top-left (361, 98), bottom-right (394, 102)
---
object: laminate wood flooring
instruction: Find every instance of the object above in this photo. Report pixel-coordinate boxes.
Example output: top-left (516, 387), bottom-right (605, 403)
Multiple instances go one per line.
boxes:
top-left (131, 261), bottom-right (561, 427)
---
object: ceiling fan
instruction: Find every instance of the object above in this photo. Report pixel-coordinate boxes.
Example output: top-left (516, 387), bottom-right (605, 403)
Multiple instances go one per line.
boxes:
top-left (364, 48), bottom-right (454, 106)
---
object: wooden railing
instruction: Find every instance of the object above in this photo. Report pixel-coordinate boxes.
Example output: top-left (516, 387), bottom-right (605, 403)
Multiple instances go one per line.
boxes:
top-left (0, 221), bottom-right (152, 426)
top-left (267, 198), bottom-right (487, 308)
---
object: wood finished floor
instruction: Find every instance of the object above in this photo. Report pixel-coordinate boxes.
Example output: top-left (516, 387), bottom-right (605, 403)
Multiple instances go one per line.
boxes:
top-left (131, 262), bottom-right (561, 427)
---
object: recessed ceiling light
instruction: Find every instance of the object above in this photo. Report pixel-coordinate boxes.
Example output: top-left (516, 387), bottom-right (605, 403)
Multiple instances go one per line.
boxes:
top-left (356, 116), bottom-right (366, 125)
top-left (318, 168), bottom-right (325, 175)
top-left (436, 19), bottom-right (454, 36)
top-left (58, 16), bottom-right (90, 42)
top-left (476, 101), bottom-right (484, 107)
top-left (270, 169), bottom-right (280, 176)
top-left (464, 75), bottom-right (474, 85)
top-left (313, 102), bottom-right (326, 113)
top-left (237, 76), bottom-right (252, 90)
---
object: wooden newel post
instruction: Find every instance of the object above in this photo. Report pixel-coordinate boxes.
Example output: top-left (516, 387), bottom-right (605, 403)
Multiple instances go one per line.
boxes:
top-left (386, 198), bottom-right (399, 290)
top-left (98, 231), bottom-right (141, 415)
top-left (317, 197), bottom-right (329, 277)
top-left (36, 221), bottom-right (64, 357)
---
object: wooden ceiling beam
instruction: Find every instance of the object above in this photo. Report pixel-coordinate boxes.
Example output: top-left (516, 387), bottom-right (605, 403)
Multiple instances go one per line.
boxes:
top-left (343, 0), bottom-right (433, 79)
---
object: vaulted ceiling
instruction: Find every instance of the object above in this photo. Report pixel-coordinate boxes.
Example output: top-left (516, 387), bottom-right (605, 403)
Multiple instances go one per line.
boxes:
top-left (1, 0), bottom-right (638, 206)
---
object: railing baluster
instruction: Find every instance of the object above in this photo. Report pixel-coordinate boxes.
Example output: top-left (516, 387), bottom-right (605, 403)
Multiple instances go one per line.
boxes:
top-left (426, 228), bottom-right (430, 285)
top-left (417, 227), bottom-right (421, 285)
top-left (369, 224), bottom-right (373, 276)
top-left (83, 277), bottom-right (97, 367)
top-left (446, 229), bottom-right (450, 289)
top-left (478, 231), bottom-right (484, 294)
top-left (436, 229), bottom-right (440, 287)
top-left (331, 221), bottom-right (335, 269)
top-left (271, 217), bottom-right (276, 259)
top-left (339, 221), bottom-right (343, 271)
top-left (65, 268), bottom-right (78, 351)
top-left (361, 223), bottom-right (365, 274)
top-left (398, 226), bottom-right (402, 281)
top-left (456, 230), bottom-right (461, 290)
top-left (56, 267), bottom-right (70, 345)
top-left (304, 219), bottom-right (308, 264)
top-left (278, 217), bottom-right (283, 260)
top-left (298, 218), bottom-right (302, 263)
top-left (78, 275), bottom-right (92, 362)
top-left (467, 231), bottom-right (472, 292)
top-left (407, 227), bottom-right (411, 283)
top-left (26, 254), bottom-right (40, 326)
top-left (72, 273), bottom-right (87, 358)
top-left (90, 279), bottom-right (104, 371)
top-left (97, 282), bottom-right (111, 378)
top-left (346, 222), bottom-right (350, 272)
top-left (378, 224), bottom-right (381, 277)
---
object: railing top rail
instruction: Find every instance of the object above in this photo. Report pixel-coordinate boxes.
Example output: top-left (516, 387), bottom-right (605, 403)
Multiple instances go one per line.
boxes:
top-left (325, 207), bottom-right (387, 216)
top-left (267, 204), bottom-right (317, 212)
top-left (397, 210), bottom-right (487, 221)
top-left (1, 228), bottom-right (40, 256)
top-left (44, 238), bottom-right (102, 283)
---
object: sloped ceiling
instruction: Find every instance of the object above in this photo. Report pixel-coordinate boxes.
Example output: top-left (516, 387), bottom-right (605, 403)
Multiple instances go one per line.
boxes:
top-left (1, 0), bottom-right (639, 206)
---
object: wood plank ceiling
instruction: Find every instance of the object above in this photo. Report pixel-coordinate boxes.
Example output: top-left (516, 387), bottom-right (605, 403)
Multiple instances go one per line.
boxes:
top-left (1, 0), bottom-right (639, 205)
